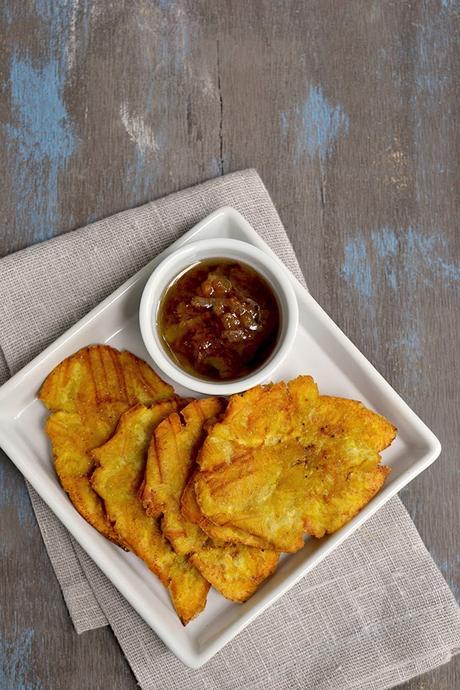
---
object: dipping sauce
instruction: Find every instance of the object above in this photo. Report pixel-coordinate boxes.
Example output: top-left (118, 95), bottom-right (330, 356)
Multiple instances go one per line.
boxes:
top-left (158, 259), bottom-right (280, 381)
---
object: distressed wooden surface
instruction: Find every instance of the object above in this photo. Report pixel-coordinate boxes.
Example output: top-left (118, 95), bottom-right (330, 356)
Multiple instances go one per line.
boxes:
top-left (1, 1), bottom-right (458, 688)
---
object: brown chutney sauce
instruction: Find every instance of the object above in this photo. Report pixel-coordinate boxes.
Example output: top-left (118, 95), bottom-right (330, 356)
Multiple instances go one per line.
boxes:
top-left (158, 259), bottom-right (280, 381)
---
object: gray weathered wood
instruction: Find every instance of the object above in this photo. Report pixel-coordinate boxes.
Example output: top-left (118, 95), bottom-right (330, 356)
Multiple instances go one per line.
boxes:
top-left (1, 1), bottom-right (458, 688)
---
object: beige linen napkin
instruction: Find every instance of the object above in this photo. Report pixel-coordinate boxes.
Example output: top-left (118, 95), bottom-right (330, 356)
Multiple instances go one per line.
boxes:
top-left (0, 169), bottom-right (459, 689)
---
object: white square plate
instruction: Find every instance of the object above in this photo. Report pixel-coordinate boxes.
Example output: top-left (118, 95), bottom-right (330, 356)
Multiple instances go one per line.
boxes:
top-left (0, 207), bottom-right (441, 668)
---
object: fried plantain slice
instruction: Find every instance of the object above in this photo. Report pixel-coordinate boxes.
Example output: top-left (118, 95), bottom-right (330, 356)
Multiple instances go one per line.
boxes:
top-left (44, 408), bottom-right (126, 543)
top-left (39, 345), bottom-right (174, 544)
top-left (39, 344), bottom-right (173, 412)
top-left (142, 398), bottom-right (225, 552)
top-left (142, 398), bottom-right (279, 602)
top-left (194, 376), bottom-right (396, 552)
top-left (189, 545), bottom-right (278, 603)
top-left (91, 402), bottom-right (209, 624)
top-left (180, 471), bottom-right (274, 549)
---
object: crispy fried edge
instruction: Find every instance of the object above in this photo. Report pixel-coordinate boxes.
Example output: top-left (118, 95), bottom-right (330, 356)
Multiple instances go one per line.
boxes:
top-left (142, 398), bottom-right (280, 600)
top-left (193, 380), bottom-right (396, 549)
top-left (39, 344), bottom-right (174, 410)
top-left (44, 411), bottom-right (126, 546)
top-left (189, 545), bottom-right (279, 603)
top-left (91, 402), bottom-right (210, 624)
top-left (39, 345), bottom-right (175, 546)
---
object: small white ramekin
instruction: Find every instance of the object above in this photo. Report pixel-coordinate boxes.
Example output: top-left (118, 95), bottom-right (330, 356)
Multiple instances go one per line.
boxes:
top-left (139, 238), bottom-right (298, 395)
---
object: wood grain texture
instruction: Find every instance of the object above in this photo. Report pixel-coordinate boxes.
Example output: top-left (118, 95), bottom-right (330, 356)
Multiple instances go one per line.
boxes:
top-left (0, 0), bottom-right (458, 688)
